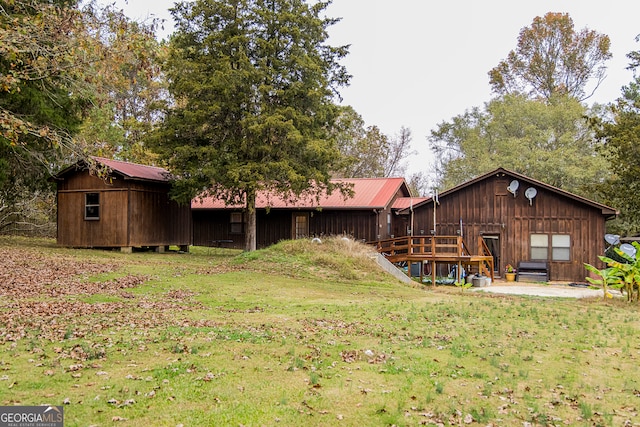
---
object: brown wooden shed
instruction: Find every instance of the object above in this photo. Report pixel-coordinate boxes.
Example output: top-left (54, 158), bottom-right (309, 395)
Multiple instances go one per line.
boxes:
top-left (191, 177), bottom-right (422, 249)
top-left (400, 168), bottom-right (617, 282)
top-left (54, 157), bottom-right (192, 252)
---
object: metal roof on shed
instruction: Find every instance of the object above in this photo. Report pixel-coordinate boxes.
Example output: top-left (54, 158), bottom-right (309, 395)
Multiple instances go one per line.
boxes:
top-left (91, 157), bottom-right (171, 182)
top-left (54, 156), bottom-right (172, 183)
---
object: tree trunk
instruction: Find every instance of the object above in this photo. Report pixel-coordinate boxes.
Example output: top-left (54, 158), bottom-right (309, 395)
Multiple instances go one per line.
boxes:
top-left (244, 189), bottom-right (257, 251)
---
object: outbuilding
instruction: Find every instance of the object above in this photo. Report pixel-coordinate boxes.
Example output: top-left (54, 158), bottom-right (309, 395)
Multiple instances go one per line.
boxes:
top-left (54, 157), bottom-right (192, 252)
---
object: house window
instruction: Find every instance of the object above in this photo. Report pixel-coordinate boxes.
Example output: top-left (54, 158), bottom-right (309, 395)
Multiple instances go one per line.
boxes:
top-left (230, 212), bottom-right (243, 234)
top-left (85, 193), bottom-right (100, 220)
top-left (552, 235), bottom-right (571, 261)
top-left (530, 234), bottom-right (571, 261)
top-left (530, 234), bottom-right (548, 260)
top-left (294, 213), bottom-right (308, 239)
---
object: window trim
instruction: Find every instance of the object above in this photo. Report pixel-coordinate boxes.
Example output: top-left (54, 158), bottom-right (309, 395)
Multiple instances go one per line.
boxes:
top-left (530, 233), bottom-right (548, 260)
top-left (551, 234), bottom-right (571, 261)
top-left (84, 192), bottom-right (100, 221)
top-left (530, 233), bottom-right (571, 262)
top-left (230, 212), bottom-right (243, 234)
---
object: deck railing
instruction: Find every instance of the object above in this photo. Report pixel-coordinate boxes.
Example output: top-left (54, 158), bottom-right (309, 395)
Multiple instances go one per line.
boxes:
top-left (375, 235), bottom-right (468, 261)
top-left (477, 236), bottom-right (494, 278)
top-left (372, 235), bottom-right (494, 282)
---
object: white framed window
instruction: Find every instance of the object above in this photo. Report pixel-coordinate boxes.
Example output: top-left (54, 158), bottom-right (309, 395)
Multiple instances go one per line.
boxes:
top-left (230, 212), bottom-right (243, 234)
top-left (85, 193), bottom-right (100, 220)
top-left (552, 234), bottom-right (571, 261)
top-left (530, 234), bottom-right (571, 261)
top-left (530, 234), bottom-right (548, 260)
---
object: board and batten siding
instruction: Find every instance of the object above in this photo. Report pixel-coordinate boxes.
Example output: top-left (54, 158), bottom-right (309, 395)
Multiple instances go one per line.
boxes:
top-left (56, 169), bottom-right (191, 248)
top-left (192, 209), bottom-right (381, 249)
top-left (410, 172), bottom-right (610, 282)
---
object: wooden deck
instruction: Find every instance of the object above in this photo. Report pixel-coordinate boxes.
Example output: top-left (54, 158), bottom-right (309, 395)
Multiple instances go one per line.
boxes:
top-left (372, 235), bottom-right (494, 284)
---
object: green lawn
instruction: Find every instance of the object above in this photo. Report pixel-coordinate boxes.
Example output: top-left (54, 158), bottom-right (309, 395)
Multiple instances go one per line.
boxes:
top-left (0, 236), bottom-right (638, 426)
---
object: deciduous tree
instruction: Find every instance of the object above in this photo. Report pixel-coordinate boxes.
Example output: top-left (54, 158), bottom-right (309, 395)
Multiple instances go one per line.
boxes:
top-left (489, 12), bottom-right (611, 101)
top-left (0, 0), bottom-right (90, 233)
top-left (76, 2), bottom-right (167, 164)
top-left (593, 43), bottom-right (640, 235)
top-left (429, 94), bottom-right (608, 195)
top-left (153, 0), bottom-right (350, 251)
top-left (332, 106), bottom-right (414, 179)
top-left (0, 0), bottom-right (166, 234)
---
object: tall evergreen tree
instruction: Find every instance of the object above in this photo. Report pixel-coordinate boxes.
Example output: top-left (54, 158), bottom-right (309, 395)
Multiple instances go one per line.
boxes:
top-left (153, 0), bottom-right (350, 251)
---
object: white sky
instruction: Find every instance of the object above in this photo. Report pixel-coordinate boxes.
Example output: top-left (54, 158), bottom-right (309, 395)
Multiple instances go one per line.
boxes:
top-left (109, 0), bottom-right (640, 178)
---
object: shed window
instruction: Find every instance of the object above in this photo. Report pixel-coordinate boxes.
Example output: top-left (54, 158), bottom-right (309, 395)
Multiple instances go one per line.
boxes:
top-left (552, 235), bottom-right (571, 261)
top-left (85, 193), bottom-right (100, 220)
top-left (230, 212), bottom-right (243, 234)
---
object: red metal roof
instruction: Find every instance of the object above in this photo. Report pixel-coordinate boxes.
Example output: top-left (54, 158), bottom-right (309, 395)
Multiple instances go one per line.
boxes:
top-left (91, 157), bottom-right (171, 183)
top-left (392, 197), bottom-right (430, 210)
top-left (192, 177), bottom-right (409, 210)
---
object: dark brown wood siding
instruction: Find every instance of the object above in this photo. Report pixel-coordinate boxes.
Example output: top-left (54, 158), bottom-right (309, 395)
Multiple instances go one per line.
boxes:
top-left (56, 170), bottom-right (191, 248)
top-left (57, 189), bottom-right (129, 247)
top-left (410, 173), bottom-right (608, 282)
top-left (309, 210), bottom-right (379, 242)
top-left (191, 183), bottom-right (410, 249)
top-left (193, 208), bottom-right (382, 248)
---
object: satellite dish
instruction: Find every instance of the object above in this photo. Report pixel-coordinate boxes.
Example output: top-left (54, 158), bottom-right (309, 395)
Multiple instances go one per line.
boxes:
top-left (604, 234), bottom-right (620, 245)
top-left (524, 187), bottom-right (537, 205)
top-left (507, 180), bottom-right (519, 197)
top-left (620, 243), bottom-right (637, 259)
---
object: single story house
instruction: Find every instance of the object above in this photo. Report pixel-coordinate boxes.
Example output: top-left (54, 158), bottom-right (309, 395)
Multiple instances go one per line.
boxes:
top-left (399, 168), bottom-right (617, 282)
top-left (54, 157), bottom-right (192, 252)
top-left (192, 177), bottom-right (425, 249)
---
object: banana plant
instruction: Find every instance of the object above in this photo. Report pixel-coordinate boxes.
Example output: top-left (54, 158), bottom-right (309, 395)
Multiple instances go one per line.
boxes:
top-left (586, 241), bottom-right (640, 302)
top-left (454, 280), bottom-right (474, 293)
top-left (584, 263), bottom-right (620, 300)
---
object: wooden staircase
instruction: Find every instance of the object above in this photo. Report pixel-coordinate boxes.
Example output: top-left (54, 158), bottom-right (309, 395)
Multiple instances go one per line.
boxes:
top-left (372, 235), bottom-right (494, 284)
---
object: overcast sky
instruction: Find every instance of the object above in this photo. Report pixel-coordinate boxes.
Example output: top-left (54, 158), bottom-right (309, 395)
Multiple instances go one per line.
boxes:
top-left (109, 0), bottom-right (640, 178)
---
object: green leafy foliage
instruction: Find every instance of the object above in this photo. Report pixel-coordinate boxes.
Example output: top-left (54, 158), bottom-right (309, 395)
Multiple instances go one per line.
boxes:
top-left (583, 263), bottom-right (618, 300)
top-left (592, 47), bottom-right (640, 235)
top-left (585, 241), bottom-right (640, 302)
top-left (0, 1), bottom-right (165, 234)
top-left (488, 12), bottom-right (611, 101)
top-left (75, 2), bottom-right (167, 164)
top-left (454, 280), bottom-right (473, 292)
top-left (429, 94), bottom-right (608, 193)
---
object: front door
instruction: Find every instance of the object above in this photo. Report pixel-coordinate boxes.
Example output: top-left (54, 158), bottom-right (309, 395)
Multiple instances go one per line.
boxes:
top-left (482, 234), bottom-right (501, 275)
top-left (292, 213), bottom-right (309, 239)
